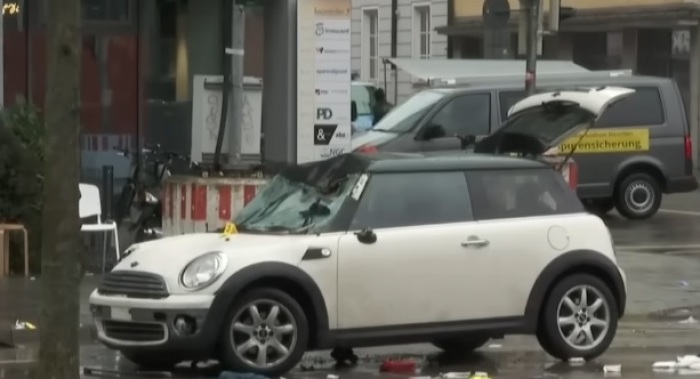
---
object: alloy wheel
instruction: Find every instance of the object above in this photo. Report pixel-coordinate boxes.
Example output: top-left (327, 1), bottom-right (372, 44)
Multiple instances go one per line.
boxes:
top-left (229, 300), bottom-right (298, 369)
top-left (556, 285), bottom-right (611, 350)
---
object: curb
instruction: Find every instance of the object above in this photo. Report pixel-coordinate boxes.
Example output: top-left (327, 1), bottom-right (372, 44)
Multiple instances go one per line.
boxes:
top-left (0, 325), bottom-right (97, 347)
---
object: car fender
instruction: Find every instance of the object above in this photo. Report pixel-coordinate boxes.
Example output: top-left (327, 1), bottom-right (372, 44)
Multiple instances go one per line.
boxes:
top-left (613, 155), bottom-right (667, 183)
top-left (523, 249), bottom-right (626, 331)
top-left (205, 261), bottom-right (330, 345)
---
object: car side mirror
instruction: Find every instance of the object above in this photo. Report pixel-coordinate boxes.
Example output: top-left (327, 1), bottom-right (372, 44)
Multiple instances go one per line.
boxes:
top-left (354, 228), bottom-right (377, 244)
top-left (422, 123), bottom-right (447, 140)
top-left (351, 101), bottom-right (358, 122)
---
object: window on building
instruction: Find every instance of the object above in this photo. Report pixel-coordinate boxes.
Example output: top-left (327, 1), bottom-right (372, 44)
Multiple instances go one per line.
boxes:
top-left (362, 8), bottom-right (379, 80)
top-left (413, 4), bottom-right (431, 59)
top-left (82, 0), bottom-right (130, 22)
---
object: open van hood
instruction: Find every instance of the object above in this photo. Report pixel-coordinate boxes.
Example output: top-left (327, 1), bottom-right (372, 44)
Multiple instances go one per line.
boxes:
top-left (474, 86), bottom-right (635, 155)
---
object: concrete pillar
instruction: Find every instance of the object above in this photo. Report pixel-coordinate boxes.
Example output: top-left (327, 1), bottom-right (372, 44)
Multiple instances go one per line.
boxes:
top-left (261, 0), bottom-right (297, 163)
top-left (621, 29), bottom-right (637, 70)
top-left (689, 25), bottom-right (700, 166)
top-left (185, 0), bottom-right (223, 100)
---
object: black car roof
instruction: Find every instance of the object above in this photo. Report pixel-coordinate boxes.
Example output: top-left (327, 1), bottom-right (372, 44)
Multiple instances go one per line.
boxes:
top-left (280, 153), bottom-right (548, 190)
top-left (366, 152), bottom-right (549, 172)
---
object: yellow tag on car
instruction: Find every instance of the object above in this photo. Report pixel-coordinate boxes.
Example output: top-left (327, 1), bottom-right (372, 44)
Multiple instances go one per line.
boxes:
top-left (222, 222), bottom-right (238, 236)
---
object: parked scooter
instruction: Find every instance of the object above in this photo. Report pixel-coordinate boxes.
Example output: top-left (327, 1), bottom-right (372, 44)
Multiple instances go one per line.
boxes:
top-left (114, 145), bottom-right (198, 243)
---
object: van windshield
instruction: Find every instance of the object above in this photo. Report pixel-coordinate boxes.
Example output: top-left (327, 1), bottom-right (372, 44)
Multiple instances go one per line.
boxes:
top-left (373, 91), bottom-right (445, 133)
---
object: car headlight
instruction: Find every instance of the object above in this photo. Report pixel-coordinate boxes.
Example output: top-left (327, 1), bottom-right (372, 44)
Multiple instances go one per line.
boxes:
top-left (179, 252), bottom-right (227, 290)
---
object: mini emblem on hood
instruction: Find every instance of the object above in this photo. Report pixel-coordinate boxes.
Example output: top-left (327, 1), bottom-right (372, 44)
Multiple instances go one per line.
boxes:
top-left (130, 261), bottom-right (139, 268)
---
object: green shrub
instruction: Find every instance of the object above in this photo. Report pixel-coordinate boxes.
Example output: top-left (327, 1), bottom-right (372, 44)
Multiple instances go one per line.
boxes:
top-left (0, 97), bottom-right (44, 274)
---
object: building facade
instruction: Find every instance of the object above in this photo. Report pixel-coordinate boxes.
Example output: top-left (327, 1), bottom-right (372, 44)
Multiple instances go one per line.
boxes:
top-left (350, 0), bottom-right (448, 103)
top-left (2, 0), bottom-right (265, 182)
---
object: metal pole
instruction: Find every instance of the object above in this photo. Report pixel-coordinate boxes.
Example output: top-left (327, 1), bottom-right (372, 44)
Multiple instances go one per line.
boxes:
top-left (524, 0), bottom-right (540, 95)
top-left (228, 3), bottom-right (245, 165)
top-left (0, 0), bottom-right (4, 108)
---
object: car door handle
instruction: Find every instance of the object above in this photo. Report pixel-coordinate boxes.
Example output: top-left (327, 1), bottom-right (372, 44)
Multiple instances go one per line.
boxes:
top-left (461, 237), bottom-right (489, 247)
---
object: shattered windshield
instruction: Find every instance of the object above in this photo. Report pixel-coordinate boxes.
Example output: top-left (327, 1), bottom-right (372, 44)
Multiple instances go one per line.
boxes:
top-left (233, 173), bottom-right (357, 234)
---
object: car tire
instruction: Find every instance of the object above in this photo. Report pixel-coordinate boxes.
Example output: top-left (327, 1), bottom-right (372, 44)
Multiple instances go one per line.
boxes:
top-left (120, 351), bottom-right (181, 370)
top-left (583, 198), bottom-right (614, 215)
top-left (537, 273), bottom-right (619, 361)
top-left (615, 172), bottom-right (662, 220)
top-left (219, 287), bottom-right (309, 376)
top-left (432, 335), bottom-right (490, 354)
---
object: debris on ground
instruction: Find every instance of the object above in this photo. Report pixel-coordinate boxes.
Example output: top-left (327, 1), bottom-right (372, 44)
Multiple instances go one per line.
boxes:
top-left (13, 320), bottom-right (36, 330)
top-left (652, 355), bottom-right (700, 371)
top-left (568, 357), bottom-right (585, 364)
top-left (469, 373), bottom-right (490, 379)
top-left (218, 372), bottom-right (271, 379)
top-left (603, 364), bottom-right (621, 373)
top-left (331, 347), bottom-right (358, 367)
top-left (441, 372), bottom-right (472, 379)
top-left (380, 359), bottom-right (417, 373)
top-left (326, 375), bottom-right (339, 379)
top-left (679, 316), bottom-right (699, 324)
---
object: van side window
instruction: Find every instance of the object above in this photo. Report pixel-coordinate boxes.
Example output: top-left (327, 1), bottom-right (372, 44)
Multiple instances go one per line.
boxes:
top-left (498, 91), bottom-right (526, 121)
top-left (595, 87), bottom-right (665, 127)
top-left (430, 94), bottom-right (491, 136)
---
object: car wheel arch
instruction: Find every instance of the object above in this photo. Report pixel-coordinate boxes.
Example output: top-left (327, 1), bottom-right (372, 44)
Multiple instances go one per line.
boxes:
top-left (523, 250), bottom-right (626, 331)
top-left (613, 158), bottom-right (667, 193)
top-left (210, 262), bottom-right (330, 349)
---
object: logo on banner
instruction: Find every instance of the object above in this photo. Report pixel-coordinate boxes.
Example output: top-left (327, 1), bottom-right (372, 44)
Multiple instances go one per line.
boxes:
top-left (314, 124), bottom-right (338, 145)
top-left (316, 46), bottom-right (350, 54)
top-left (316, 108), bottom-right (333, 120)
top-left (315, 22), bottom-right (350, 37)
top-left (315, 88), bottom-right (348, 96)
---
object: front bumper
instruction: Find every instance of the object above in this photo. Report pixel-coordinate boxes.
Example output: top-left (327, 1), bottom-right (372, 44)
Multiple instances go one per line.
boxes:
top-left (89, 290), bottom-right (219, 356)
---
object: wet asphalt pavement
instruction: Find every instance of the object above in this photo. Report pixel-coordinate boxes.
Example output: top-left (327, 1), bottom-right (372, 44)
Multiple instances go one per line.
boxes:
top-left (5, 192), bottom-right (700, 378)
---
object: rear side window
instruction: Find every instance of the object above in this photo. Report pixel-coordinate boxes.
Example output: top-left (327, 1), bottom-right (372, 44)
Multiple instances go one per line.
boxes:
top-left (351, 172), bottom-right (473, 229)
top-left (465, 169), bottom-right (583, 220)
top-left (596, 87), bottom-right (664, 127)
top-left (498, 90), bottom-right (526, 121)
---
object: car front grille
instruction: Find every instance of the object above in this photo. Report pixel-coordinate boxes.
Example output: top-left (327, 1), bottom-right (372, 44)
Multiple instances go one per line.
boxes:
top-left (103, 320), bottom-right (166, 342)
top-left (98, 271), bottom-right (169, 299)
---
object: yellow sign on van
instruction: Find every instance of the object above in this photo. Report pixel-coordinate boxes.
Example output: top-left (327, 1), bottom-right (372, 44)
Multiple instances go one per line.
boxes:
top-left (559, 128), bottom-right (650, 153)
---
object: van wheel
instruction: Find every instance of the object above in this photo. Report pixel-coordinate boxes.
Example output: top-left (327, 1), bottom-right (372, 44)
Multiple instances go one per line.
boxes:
top-left (219, 288), bottom-right (308, 376)
top-left (615, 173), bottom-right (661, 219)
top-left (583, 198), bottom-right (614, 215)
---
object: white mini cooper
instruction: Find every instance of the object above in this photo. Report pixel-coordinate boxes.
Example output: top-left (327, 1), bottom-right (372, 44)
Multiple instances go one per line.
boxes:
top-left (89, 88), bottom-right (629, 375)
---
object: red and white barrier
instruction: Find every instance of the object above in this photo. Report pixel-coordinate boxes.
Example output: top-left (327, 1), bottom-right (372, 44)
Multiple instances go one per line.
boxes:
top-left (162, 176), bottom-right (269, 236)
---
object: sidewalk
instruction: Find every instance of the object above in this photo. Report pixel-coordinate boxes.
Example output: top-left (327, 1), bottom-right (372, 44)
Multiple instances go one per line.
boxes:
top-left (2, 250), bottom-right (700, 347)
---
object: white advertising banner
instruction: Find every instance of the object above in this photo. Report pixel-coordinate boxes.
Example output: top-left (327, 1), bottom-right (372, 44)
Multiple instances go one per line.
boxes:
top-left (296, 0), bottom-right (352, 163)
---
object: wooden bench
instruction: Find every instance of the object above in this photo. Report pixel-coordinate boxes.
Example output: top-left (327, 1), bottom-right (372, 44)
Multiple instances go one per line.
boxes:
top-left (0, 224), bottom-right (29, 278)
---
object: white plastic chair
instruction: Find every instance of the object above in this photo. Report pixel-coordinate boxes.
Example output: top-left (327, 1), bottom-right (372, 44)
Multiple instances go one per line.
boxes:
top-left (79, 183), bottom-right (120, 272)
